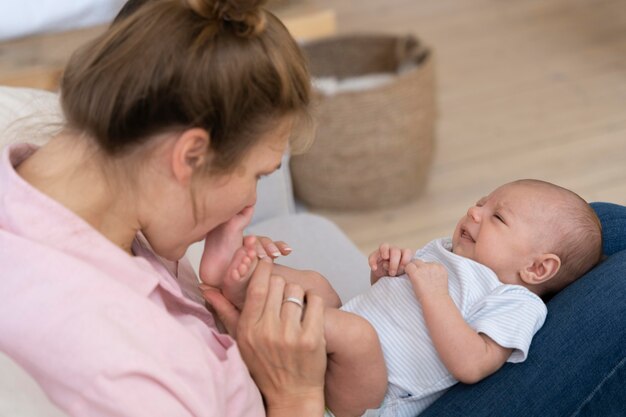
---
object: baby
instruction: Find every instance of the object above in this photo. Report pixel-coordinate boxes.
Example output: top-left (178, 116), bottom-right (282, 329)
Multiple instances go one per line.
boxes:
top-left (200, 179), bottom-right (602, 417)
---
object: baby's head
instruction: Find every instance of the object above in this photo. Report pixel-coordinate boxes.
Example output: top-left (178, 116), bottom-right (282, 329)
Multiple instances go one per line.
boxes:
top-left (452, 179), bottom-right (602, 298)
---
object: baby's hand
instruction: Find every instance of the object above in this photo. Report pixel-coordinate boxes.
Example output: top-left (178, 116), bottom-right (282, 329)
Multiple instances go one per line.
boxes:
top-left (368, 243), bottom-right (414, 284)
top-left (405, 260), bottom-right (449, 302)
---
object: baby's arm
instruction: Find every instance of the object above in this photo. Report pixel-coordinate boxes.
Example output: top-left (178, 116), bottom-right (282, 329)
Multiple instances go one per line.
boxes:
top-left (405, 260), bottom-right (512, 384)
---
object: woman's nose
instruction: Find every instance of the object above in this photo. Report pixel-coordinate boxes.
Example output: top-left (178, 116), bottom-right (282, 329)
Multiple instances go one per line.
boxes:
top-left (248, 189), bottom-right (257, 208)
top-left (467, 205), bottom-right (481, 222)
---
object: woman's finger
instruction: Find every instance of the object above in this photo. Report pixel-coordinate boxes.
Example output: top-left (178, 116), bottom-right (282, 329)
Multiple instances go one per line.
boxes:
top-left (254, 238), bottom-right (268, 258)
top-left (260, 236), bottom-right (281, 257)
top-left (273, 241), bottom-right (292, 256)
top-left (280, 283), bottom-right (305, 326)
top-left (264, 275), bottom-right (287, 319)
top-left (240, 257), bottom-right (274, 323)
top-left (301, 292), bottom-right (326, 340)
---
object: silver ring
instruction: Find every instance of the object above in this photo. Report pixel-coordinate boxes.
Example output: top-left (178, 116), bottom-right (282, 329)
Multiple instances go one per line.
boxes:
top-left (282, 296), bottom-right (304, 308)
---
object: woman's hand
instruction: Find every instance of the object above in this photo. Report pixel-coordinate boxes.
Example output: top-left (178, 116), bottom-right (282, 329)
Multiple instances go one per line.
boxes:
top-left (203, 259), bottom-right (326, 416)
top-left (252, 236), bottom-right (292, 260)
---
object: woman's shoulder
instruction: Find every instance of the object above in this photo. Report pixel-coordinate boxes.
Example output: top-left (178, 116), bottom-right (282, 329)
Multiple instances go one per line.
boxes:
top-left (0, 230), bottom-right (262, 417)
top-left (0, 229), bottom-right (193, 347)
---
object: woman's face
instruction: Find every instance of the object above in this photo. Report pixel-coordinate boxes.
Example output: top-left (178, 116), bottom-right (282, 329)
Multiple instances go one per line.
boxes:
top-left (146, 118), bottom-right (291, 261)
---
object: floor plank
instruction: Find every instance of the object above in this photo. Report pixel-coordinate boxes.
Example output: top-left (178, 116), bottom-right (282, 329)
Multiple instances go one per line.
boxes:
top-left (304, 0), bottom-right (626, 254)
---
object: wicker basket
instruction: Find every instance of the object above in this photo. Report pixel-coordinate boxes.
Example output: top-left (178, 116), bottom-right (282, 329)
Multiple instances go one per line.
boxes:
top-left (290, 34), bottom-right (437, 210)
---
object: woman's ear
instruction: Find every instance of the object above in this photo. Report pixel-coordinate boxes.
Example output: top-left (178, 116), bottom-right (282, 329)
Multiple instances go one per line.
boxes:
top-left (171, 128), bottom-right (210, 185)
top-left (519, 254), bottom-right (561, 285)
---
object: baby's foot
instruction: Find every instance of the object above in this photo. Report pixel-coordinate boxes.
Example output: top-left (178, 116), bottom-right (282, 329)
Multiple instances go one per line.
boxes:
top-left (222, 236), bottom-right (259, 309)
top-left (199, 206), bottom-right (254, 287)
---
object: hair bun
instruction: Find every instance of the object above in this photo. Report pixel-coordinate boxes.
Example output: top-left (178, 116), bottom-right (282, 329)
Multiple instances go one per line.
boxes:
top-left (187, 0), bottom-right (268, 37)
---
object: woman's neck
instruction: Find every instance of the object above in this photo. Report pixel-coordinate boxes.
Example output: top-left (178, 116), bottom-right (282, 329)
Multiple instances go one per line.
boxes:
top-left (16, 133), bottom-right (140, 255)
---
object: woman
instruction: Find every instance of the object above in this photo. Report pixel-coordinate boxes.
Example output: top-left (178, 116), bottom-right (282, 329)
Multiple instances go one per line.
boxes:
top-left (0, 0), bottom-right (327, 416)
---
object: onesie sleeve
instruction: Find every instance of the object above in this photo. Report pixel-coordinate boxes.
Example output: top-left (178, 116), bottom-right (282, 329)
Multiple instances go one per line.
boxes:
top-left (466, 286), bottom-right (547, 363)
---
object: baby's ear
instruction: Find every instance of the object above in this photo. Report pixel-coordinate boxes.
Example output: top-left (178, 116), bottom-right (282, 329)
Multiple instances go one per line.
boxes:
top-left (519, 254), bottom-right (561, 285)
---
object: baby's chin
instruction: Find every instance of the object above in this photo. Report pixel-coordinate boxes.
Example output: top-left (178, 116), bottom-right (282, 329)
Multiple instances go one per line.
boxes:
top-left (450, 235), bottom-right (461, 254)
top-left (450, 241), bottom-right (473, 261)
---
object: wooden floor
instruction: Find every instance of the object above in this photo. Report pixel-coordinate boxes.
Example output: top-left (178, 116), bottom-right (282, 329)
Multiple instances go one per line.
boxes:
top-left (305, 0), bottom-right (626, 255)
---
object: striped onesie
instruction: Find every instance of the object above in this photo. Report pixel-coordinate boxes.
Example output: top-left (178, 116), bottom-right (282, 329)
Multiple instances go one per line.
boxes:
top-left (341, 237), bottom-right (547, 417)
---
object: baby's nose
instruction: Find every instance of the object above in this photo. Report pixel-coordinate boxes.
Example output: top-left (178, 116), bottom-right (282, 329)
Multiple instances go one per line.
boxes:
top-left (467, 205), bottom-right (481, 222)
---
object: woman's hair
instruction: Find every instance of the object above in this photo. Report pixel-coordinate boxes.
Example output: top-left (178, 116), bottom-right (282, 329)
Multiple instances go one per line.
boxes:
top-left (60, 0), bottom-right (311, 173)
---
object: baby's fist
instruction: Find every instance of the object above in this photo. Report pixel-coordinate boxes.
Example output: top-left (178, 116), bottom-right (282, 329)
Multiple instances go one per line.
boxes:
top-left (405, 260), bottom-right (449, 301)
top-left (368, 243), bottom-right (414, 284)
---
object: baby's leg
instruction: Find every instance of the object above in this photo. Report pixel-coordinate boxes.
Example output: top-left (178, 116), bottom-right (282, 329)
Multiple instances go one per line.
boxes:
top-left (199, 207), bottom-right (253, 287)
top-left (272, 264), bottom-right (342, 308)
top-left (324, 309), bottom-right (388, 417)
top-left (220, 242), bottom-right (259, 309)
top-left (221, 246), bottom-right (342, 309)
top-left (222, 252), bottom-right (388, 416)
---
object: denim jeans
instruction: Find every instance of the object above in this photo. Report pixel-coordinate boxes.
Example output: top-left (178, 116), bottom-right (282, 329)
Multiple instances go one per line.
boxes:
top-left (421, 202), bottom-right (626, 417)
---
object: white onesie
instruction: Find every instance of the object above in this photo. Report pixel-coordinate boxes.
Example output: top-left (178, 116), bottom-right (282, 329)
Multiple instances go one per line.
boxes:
top-left (341, 237), bottom-right (547, 417)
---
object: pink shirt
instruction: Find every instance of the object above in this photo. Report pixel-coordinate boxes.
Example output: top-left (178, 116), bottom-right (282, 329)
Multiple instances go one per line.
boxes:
top-left (0, 144), bottom-right (264, 417)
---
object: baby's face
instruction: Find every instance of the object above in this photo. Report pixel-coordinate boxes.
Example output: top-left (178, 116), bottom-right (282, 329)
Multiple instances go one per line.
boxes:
top-left (452, 183), bottom-right (552, 284)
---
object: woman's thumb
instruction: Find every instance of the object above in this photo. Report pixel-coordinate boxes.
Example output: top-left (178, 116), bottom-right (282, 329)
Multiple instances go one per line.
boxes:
top-left (202, 289), bottom-right (241, 337)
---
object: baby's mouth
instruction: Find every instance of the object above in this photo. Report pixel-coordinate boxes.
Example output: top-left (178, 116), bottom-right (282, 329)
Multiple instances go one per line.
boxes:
top-left (461, 229), bottom-right (475, 243)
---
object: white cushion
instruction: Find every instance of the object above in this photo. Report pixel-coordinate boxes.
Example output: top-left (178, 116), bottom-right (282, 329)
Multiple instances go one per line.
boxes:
top-left (0, 86), bottom-right (62, 148)
top-left (253, 153), bottom-right (297, 222)
top-left (0, 352), bottom-right (68, 417)
top-left (0, 0), bottom-right (127, 41)
top-left (247, 213), bottom-right (370, 302)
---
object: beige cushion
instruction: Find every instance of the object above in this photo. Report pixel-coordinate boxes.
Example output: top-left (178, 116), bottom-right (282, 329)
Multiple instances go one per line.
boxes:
top-left (0, 86), bottom-right (62, 148)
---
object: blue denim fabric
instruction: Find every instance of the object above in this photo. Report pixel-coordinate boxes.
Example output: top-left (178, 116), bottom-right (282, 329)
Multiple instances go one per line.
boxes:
top-left (591, 202), bottom-right (626, 256)
top-left (421, 202), bottom-right (626, 417)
